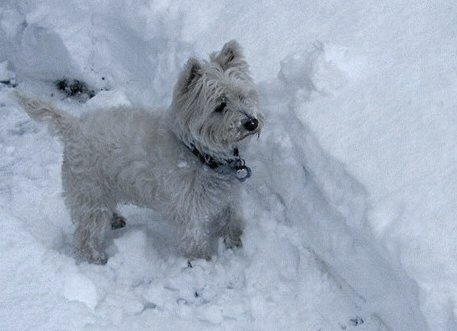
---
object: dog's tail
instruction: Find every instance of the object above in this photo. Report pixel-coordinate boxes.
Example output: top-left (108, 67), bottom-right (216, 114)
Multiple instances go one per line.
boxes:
top-left (15, 92), bottom-right (77, 139)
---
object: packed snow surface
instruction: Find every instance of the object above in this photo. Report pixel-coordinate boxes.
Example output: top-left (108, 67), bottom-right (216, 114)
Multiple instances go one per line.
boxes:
top-left (1, 1), bottom-right (456, 330)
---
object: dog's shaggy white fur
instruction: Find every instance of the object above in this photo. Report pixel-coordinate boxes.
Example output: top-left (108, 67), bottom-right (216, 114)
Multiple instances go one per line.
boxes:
top-left (17, 41), bottom-right (264, 264)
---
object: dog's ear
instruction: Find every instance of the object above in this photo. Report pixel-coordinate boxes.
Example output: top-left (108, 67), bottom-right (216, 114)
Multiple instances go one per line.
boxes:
top-left (176, 57), bottom-right (202, 94)
top-left (211, 40), bottom-right (248, 71)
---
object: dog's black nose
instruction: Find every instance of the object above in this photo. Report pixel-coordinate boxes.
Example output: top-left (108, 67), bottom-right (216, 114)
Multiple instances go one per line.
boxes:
top-left (243, 118), bottom-right (258, 131)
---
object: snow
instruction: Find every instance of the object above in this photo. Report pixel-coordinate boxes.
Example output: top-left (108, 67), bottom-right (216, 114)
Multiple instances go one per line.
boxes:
top-left (63, 273), bottom-right (99, 311)
top-left (1, 0), bottom-right (456, 330)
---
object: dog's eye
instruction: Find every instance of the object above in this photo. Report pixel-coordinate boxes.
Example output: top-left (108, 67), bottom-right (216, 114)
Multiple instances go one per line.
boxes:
top-left (214, 102), bottom-right (226, 113)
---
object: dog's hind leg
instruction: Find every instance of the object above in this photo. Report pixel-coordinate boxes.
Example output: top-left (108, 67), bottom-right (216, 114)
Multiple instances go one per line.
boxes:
top-left (73, 206), bottom-right (112, 264)
top-left (63, 167), bottom-right (114, 264)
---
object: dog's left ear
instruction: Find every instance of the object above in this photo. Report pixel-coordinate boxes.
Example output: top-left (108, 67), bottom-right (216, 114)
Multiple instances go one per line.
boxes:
top-left (211, 40), bottom-right (249, 71)
top-left (174, 57), bottom-right (202, 97)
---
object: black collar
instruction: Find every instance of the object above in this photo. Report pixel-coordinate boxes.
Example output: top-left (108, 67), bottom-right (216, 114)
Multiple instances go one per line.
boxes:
top-left (190, 145), bottom-right (224, 169)
top-left (188, 144), bottom-right (252, 182)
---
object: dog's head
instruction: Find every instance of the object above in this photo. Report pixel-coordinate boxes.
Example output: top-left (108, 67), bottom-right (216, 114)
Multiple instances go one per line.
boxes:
top-left (171, 40), bottom-right (264, 160)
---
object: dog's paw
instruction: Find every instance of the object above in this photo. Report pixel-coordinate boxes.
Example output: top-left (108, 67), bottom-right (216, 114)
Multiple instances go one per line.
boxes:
top-left (86, 248), bottom-right (108, 264)
top-left (111, 213), bottom-right (126, 230)
top-left (182, 242), bottom-right (213, 262)
top-left (224, 236), bottom-right (243, 249)
top-left (186, 252), bottom-right (212, 262)
top-left (76, 249), bottom-right (108, 265)
top-left (223, 227), bottom-right (243, 249)
top-left (92, 254), bottom-right (108, 265)
top-left (75, 239), bottom-right (109, 265)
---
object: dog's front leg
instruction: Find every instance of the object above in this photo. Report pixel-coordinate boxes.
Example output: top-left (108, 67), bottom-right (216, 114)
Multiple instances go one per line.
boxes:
top-left (217, 206), bottom-right (244, 249)
top-left (176, 215), bottom-right (215, 261)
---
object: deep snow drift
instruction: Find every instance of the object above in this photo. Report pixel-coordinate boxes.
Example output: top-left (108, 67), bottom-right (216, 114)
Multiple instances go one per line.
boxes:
top-left (1, 1), bottom-right (456, 330)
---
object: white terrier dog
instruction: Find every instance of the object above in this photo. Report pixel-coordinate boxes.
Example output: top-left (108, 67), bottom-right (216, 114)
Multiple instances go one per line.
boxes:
top-left (17, 40), bottom-right (264, 264)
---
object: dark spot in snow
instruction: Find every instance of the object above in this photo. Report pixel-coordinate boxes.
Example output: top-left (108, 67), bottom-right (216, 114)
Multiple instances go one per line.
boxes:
top-left (340, 316), bottom-right (365, 329)
top-left (55, 78), bottom-right (96, 101)
top-left (176, 298), bottom-right (188, 305)
top-left (142, 302), bottom-right (157, 310)
top-left (9, 120), bottom-right (37, 136)
top-left (0, 80), bottom-right (17, 88)
top-left (350, 316), bottom-right (364, 326)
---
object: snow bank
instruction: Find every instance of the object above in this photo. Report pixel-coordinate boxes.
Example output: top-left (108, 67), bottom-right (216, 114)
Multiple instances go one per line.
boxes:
top-left (1, 0), bottom-right (456, 330)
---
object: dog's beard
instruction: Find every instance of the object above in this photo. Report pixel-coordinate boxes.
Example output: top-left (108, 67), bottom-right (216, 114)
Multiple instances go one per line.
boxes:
top-left (236, 129), bottom-right (261, 142)
top-left (187, 121), bottom-right (261, 162)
